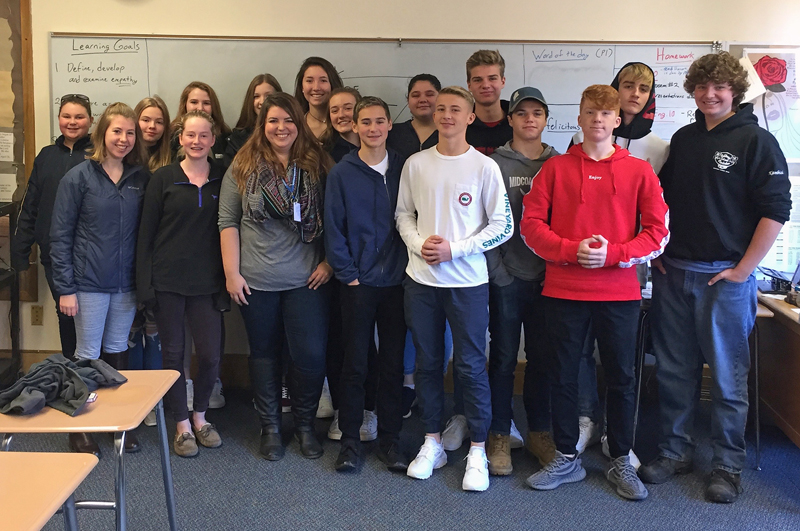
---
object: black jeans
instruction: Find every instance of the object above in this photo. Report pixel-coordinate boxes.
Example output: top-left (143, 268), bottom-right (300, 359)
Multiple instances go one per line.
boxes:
top-left (338, 283), bottom-right (406, 444)
top-left (240, 286), bottom-right (329, 430)
top-left (44, 264), bottom-right (77, 359)
top-left (488, 277), bottom-right (551, 434)
top-left (326, 279), bottom-right (379, 411)
top-left (154, 291), bottom-right (223, 423)
top-left (404, 278), bottom-right (491, 443)
top-left (546, 297), bottom-right (639, 458)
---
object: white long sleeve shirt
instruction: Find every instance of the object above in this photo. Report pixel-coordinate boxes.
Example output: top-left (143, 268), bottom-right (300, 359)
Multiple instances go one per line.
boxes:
top-left (395, 145), bottom-right (512, 288)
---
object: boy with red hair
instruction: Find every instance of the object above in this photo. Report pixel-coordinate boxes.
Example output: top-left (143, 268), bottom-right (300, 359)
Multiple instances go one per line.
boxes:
top-left (520, 85), bottom-right (669, 500)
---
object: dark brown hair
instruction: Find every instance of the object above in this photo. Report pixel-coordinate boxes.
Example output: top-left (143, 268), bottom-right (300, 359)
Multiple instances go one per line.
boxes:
top-left (293, 57), bottom-right (343, 113)
top-left (234, 74), bottom-right (283, 130)
top-left (684, 52), bottom-right (750, 108)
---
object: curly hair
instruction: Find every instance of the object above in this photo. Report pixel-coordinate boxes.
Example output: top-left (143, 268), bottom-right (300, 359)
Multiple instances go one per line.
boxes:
top-left (684, 52), bottom-right (750, 107)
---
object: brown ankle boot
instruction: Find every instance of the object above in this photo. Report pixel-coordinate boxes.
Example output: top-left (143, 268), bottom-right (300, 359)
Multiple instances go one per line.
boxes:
top-left (69, 432), bottom-right (101, 458)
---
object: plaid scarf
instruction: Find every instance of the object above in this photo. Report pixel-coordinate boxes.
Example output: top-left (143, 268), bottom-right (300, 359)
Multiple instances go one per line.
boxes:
top-left (244, 158), bottom-right (323, 244)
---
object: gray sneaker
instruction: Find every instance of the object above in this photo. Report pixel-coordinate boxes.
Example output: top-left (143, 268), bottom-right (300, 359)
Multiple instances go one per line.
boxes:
top-left (526, 451), bottom-right (586, 490)
top-left (608, 455), bottom-right (649, 500)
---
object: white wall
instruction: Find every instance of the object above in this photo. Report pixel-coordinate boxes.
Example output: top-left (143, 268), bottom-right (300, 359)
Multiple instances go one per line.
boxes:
top-left (8, 0), bottom-right (800, 351)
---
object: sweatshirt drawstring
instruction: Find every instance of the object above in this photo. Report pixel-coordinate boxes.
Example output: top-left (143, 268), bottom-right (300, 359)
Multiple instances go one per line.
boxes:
top-left (610, 159), bottom-right (618, 195)
top-left (579, 157), bottom-right (586, 204)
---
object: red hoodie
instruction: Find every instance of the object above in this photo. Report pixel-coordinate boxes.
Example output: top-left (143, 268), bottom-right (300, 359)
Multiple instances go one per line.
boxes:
top-left (520, 143), bottom-right (669, 301)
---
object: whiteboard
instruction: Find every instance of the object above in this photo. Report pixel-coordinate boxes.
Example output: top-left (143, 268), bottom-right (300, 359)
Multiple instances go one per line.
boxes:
top-left (49, 35), bottom-right (712, 154)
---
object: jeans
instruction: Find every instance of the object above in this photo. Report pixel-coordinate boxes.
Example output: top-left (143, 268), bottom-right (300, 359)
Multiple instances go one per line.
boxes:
top-left (128, 308), bottom-right (162, 370)
top-left (651, 262), bottom-right (756, 474)
top-left (240, 286), bottom-right (329, 430)
top-left (44, 264), bottom-right (77, 359)
top-left (577, 330), bottom-right (601, 421)
top-left (404, 278), bottom-right (491, 443)
top-left (339, 284), bottom-right (406, 444)
top-left (154, 291), bottom-right (222, 422)
top-left (73, 291), bottom-right (137, 360)
top-left (546, 297), bottom-right (639, 458)
top-left (488, 277), bottom-right (551, 434)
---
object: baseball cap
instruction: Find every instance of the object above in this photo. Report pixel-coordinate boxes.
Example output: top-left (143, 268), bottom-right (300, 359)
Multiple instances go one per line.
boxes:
top-left (509, 87), bottom-right (548, 113)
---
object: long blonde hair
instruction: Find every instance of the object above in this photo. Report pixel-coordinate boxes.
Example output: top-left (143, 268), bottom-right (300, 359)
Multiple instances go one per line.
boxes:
top-left (89, 102), bottom-right (146, 166)
top-left (232, 92), bottom-right (332, 192)
top-left (134, 96), bottom-right (172, 172)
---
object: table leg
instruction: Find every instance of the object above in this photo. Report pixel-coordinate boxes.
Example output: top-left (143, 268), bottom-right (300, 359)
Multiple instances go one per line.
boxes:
top-left (114, 431), bottom-right (126, 531)
top-left (63, 494), bottom-right (79, 531)
top-left (156, 399), bottom-right (178, 530)
top-left (1, 433), bottom-right (11, 451)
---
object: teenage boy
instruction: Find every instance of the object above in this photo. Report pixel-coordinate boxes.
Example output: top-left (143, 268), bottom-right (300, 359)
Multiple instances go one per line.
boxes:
top-left (639, 52), bottom-right (791, 503)
top-left (570, 62), bottom-right (670, 463)
top-left (520, 85), bottom-right (669, 500)
top-left (441, 49), bottom-right (516, 452)
top-left (485, 87), bottom-right (559, 475)
top-left (465, 50), bottom-right (513, 156)
top-left (397, 86), bottom-right (512, 492)
top-left (324, 97), bottom-right (409, 473)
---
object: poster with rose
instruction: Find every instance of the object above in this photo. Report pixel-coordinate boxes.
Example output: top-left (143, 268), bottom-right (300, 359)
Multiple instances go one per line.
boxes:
top-left (745, 49), bottom-right (800, 162)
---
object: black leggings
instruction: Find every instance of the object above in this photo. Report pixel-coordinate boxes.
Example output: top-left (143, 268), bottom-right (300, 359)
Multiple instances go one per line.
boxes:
top-left (154, 291), bottom-right (222, 423)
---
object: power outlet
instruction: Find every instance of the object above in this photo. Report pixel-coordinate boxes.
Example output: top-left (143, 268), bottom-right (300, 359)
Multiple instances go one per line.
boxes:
top-left (31, 305), bottom-right (44, 326)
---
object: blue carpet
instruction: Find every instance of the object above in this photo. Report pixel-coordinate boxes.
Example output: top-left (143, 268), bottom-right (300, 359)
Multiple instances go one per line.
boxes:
top-left (9, 389), bottom-right (800, 531)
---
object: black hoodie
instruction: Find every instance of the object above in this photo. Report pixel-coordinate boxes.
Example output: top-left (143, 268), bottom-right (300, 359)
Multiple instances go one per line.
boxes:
top-left (466, 99), bottom-right (513, 156)
top-left (659, 103), bottom-right (791, 262)
top-left (13, 135), bottom-right (92, 270)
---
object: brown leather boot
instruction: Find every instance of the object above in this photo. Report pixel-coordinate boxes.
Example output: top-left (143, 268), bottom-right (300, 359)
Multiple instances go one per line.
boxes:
top-left (69, 432), bottom-right (101, 458)
top-left (101, 350), bottom-right (140, 453)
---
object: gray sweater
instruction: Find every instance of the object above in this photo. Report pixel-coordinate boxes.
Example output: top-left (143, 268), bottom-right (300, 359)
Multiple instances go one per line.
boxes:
top-left (488, 141), bottom-right (559, 285)
top-left (218, 169), bottom-right (322, 292)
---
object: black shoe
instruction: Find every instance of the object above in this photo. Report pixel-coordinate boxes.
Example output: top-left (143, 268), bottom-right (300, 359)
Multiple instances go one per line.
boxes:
top-left (295, 429), bottom-right (323, 459)
top-left (401, 387), bottom-right (417, 419)
top-left (706, 469), bottom-right (742, 503)
top-left (335, 441), bottom-right (362, 472)
top-left (260, 428), bottom-right (284, 461)
top-left (124, 430), bottom-right (141, 453)
top-left (638, 455), bottom-right (693, 484)
top-left (376, 441), bottom-right (409, 472)
top-left (69, 432), bottom-right (101, 458)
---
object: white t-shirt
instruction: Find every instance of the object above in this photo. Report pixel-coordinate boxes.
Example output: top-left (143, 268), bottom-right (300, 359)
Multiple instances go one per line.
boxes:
top-left (369, 153), bottom-right (389, 176)
top-left (395, 145), bottom-right (512, 288)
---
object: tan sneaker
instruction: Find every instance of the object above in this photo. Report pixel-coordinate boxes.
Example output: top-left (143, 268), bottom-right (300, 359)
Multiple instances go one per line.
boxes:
top-left (486, 433), bottom-right (512, 476)
top-left (193, 423), bottom-right (222, 448)
top-left (174, 431), bottom-right (198, 458)
top-left (526, 431), bottom-right (556, 467)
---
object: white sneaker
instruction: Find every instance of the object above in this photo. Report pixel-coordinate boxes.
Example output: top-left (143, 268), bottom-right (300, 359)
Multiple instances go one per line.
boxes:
top-left (327, 410), bottom-right (342, 440)
top-left (442, 414), bottom-right (469, 451)
top-left (208, 378), bottom-right (225, 409)
top-left (360, 410), bottom-right (378, 442)
top-left (143, 408), bottom-right (157, 427)
top-left (601, 435), bottom-right (641, 470)
top-left (462, 446), bottom-right (490, 492)
top-left (576, 416), bottom-right (601, 454)
top-left (186, 379), bottom-right (194, 412)
top-left (407, 436), bottom-right (447, 480)
top-left (509, 420), bottom-right (524, 449)
top-left (317, 378), bottom-right (334, 419)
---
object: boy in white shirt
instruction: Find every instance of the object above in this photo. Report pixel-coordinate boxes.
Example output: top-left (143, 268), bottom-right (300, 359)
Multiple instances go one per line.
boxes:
top-left (396, 86), bottom-right (512, 492)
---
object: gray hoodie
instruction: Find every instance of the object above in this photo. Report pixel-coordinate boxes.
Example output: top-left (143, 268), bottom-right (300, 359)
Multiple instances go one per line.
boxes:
top-left (488, 141), bottom-right (559, 285)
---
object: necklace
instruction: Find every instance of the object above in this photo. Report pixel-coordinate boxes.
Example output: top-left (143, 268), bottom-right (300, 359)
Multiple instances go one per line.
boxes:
top-left (306, 111), bottom-right (326, 124)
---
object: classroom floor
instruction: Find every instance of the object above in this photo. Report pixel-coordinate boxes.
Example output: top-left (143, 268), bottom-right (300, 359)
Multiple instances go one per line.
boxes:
top-left (16, 387), bottom-right (800, 531)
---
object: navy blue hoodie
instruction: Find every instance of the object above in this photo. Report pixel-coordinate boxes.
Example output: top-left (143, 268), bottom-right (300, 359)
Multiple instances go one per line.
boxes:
top-left (324, 149), bottom-right (407, 286)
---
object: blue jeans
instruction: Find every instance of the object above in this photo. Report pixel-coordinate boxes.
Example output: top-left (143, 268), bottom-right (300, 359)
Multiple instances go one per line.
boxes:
top-left (404, 278), bottom-right (491, 443)
top-left (651, 262), bottom-right (756, 474)
top-left (488, 277), bottom-right (551, 433)
top-left (73, 291), bottom-right (138, 360)
top-left (128, 309), bottom-right (162, 370)
top-left (240, 286), bottom-right (329, 430)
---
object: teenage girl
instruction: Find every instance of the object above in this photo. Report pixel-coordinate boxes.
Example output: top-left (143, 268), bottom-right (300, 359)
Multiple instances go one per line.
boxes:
top-left (170, 81), bottom-right (231, 168)
top-left (226, 73), bottom-right (282, 165)
top-left (293, 57), bottom-right (343, 139)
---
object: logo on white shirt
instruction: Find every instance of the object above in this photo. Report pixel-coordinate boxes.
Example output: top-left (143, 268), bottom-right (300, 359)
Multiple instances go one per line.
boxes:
top-left (713, 151), bottom-right (738, 173)
top-left (458, 192), bottom-right (473, 206)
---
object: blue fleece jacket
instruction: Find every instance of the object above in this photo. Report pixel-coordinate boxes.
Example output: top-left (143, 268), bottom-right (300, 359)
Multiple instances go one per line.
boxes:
top-left (324, 149), bottom-right (407, 287)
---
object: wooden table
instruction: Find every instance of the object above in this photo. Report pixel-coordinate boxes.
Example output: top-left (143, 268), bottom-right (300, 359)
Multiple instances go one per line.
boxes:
top-left (0, 451), bottom-right (98, 531)
top-left (0, 370), bottom-right (180, 531)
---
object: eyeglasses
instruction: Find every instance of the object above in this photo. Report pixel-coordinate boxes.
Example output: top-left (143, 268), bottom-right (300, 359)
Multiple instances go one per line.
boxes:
top-left (60, 94), bottom-right (91, 105)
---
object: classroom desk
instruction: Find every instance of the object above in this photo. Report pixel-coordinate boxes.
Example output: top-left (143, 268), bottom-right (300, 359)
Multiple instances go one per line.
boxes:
top-left (0, 370), bottom-right (180, 531)
top-left (756, 293), bottom-right (800, 449)
top-left (0, 451), bottom-right (98, 531)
